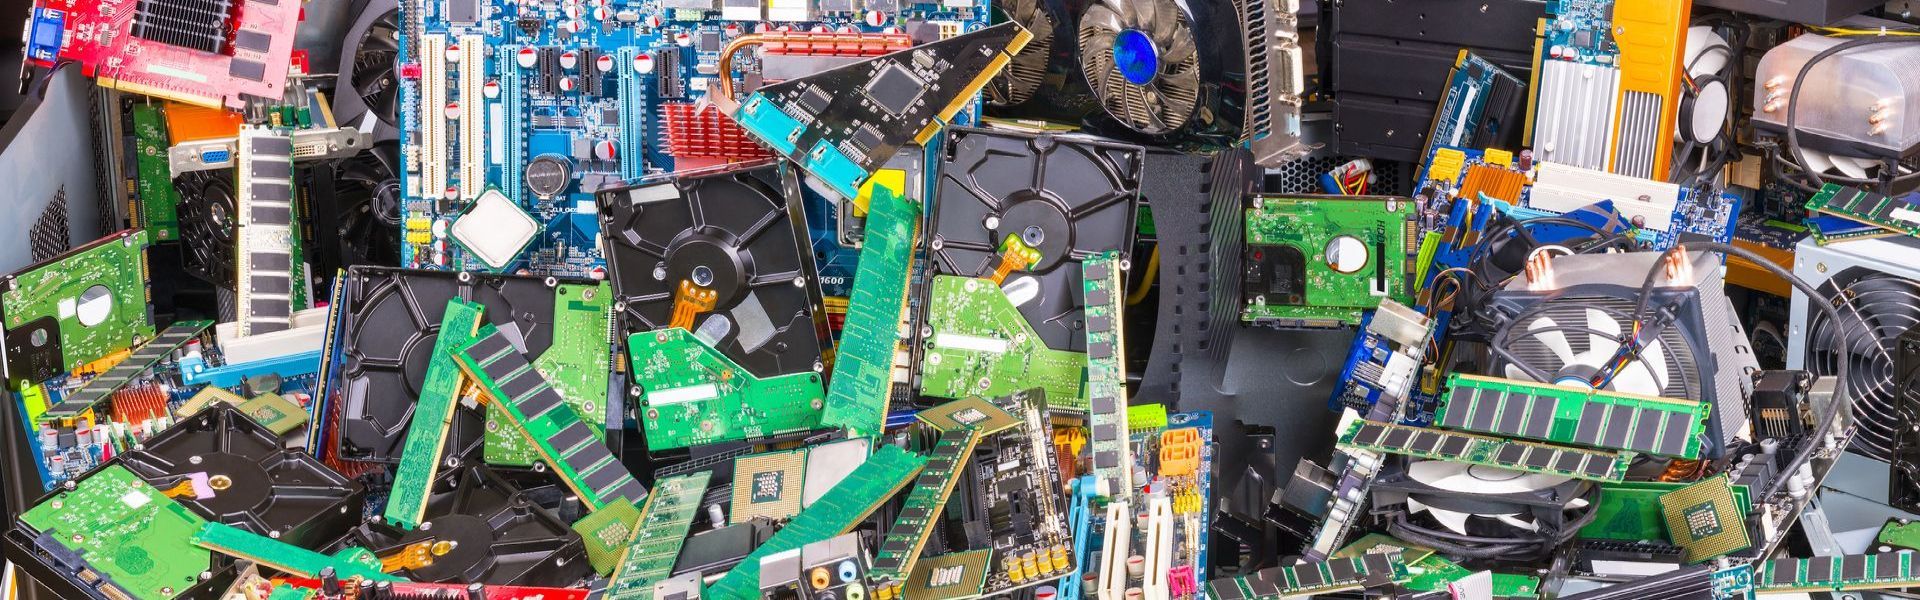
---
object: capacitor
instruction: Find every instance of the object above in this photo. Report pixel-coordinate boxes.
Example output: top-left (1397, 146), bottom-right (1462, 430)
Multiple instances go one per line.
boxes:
top-left (560, 50), bottom-right (579, 70)
top-left (517, 47), bottom-right (540, 68)
top-left (633, 53), bottom-right (655, 73)
top-left (594, 140), bottom-right (618, 161)
top-left (1126, 555), bottom-right (1145, 578)
top-left (707, 503), bottom-right (725, 528)
top-left (484, 81), bottom-right (502, 99)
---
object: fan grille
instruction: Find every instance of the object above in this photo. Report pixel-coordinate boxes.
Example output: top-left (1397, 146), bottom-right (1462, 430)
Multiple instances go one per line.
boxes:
top-left (1499, 296), bottom-right (1702, 402)
top-left (1806, 270), bottom-right (1920, 461)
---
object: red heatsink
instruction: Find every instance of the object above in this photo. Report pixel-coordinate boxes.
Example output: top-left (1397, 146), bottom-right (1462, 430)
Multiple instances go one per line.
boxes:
top-left (111, 385), bottom-right (172, 425)
top-left (762, 32), bottom-right (912, 57)
top-left (662, 103), bottom-right (774, 160)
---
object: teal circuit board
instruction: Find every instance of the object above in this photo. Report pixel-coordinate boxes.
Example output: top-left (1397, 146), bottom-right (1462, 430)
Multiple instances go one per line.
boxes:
top-left (397, 0), bottom-right (990, 277)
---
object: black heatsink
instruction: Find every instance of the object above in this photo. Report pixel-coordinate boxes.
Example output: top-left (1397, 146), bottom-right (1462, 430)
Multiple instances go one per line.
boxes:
top-left (132, 0), bottom-right (236, 54)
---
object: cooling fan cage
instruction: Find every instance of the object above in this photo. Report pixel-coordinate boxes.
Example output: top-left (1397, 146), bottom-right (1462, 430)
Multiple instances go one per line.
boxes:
top-left (1076, 0), bottom-right (1203, 134)
top-left (1805, 269), bottom-right (1920, 461)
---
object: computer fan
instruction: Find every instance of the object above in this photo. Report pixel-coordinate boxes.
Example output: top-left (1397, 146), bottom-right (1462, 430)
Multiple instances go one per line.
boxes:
top-left (119, 405), bottom-right (366, 549)
top-left (1789, 236), bottom-right (1920, 462)
top-left (1075, 0), bottom-right (1243, 138)
top-left (1487, 250), bottom-right (1758, 458)
top-left (327, 267), bottom-right (578, 463)
top-left (928, 127), bottom-right (1144, 352)
top-left (1372, 458), bottom-right (1595, 560)
top-left (332, 0), bottom-right (400, 143)
top-left (359, 464), bottom-right (591, 586)
top-left (988, 0), bottom-right (1060, 107)
top-left (303, 144), bottom-right (401, 292)
top-left (595, 164), bottom-right (830, 379)
top-left (174, 170), bottom-right (237, 286)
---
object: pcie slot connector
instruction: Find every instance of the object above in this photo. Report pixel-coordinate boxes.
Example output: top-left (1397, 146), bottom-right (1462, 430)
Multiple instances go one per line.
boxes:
top-left (458, 35), bottom-right (486, 200)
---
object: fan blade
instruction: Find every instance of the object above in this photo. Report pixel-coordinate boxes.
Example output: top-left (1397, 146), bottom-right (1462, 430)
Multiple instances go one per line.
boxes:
top-left (1082, 4), bottom-right (1124, 35)
top-left (1574, 308), bottom-right (1622, 367)
top-left (1496, 514), bottom-right (1541, 532)
top-left (1147, 2), bottom-right (1179, 44)
top-left (1528, 316), bottom-right (1577, 367)
top-left (1505, 364), bottom-right (1541, 382)
top-left (1159, 32), bottom-right (1196, 67)
top-left (1426, 506), bottom-right (1476, 535)
top-left (1802, 149), bottom-right (1837, 175)
top-left (1127, 0), bottom-right (1159, 34)
top-left (1608, 362), bottom-right (1663, 396)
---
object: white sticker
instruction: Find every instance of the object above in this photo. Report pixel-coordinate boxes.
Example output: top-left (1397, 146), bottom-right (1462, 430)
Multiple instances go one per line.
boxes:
top-left (1890, 206), bottom-right (1920, 225)
top-left (58, 297), bottom-right (76, 319)
top-left (120, 490), bottom-right (152, 509)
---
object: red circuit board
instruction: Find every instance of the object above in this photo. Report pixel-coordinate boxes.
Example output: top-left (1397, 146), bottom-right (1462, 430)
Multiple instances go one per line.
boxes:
top-left (281, 578), bottom-right (592, 600)
top-left (27, 0), bottom-right (301, 109)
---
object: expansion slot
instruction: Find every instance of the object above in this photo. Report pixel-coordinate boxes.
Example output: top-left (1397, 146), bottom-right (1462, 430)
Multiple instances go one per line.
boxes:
top-left (822, 186), bottom-right (919, 437)
top-left (499, 50), bottom-right (526, 204)
top-left (627, 327), bottom-right (825, 450)
top-left (605, 471), bottom-right (712, 600)
top-left (919, 275), bottom-right (1087, 408)
top-left (43, 320), bottom-right (211, 418)
top-left (706, 446), bottom-right (928, 598)
top-left (384, 298), bottom-right (486, 528)
top-left (1805, 184), bottom-right (1920, 237)
top-left (1096, 500), bottom-right (1133, 600)
top-left (418, 34), bottom-right (449, 202)
top-left (1338, 420), bottom-right (1633, 482)
top-left (457, 35), bottom-right (486, 200)
top-left (1758, 553), bottom-right (1920, 593)
top-left (1205, 554), bottom-right (1409, 599)
top-left (871, 428), bottom-right (983, 598)
top-left (234, 128), bottom-right (303, 337)
top-left (1437, 374), bottom-right (1710, 459)
top-left (1084, 252), bottom-right (1131, 495)
top-left (1140, 495), bottom-right (1176, 599)
top-left (456, 326), bottom-right (647, 509)
top-left (1058, 476), bottom-right (1099, 600)
top-left (617, 47), bottom-right (647, 182)
top-left (193, 522), bottom-right (400, 582)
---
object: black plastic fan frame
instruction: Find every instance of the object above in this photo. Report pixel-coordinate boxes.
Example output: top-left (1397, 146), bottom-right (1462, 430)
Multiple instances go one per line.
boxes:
top-left (1890, 327), bottom-right (1920, 511)
top-left (1806, 268), bottom-right (1920, 462)
top-left (330, 267), bottom-right (585, 463)
top-left (332, 0), bottom-right (401, 143)
top-left (362, 464), bottom-right (590, 586)
top-left (595, 163), bottom-right (830, 379)
top-left (929, 127), bottom-right (1144, 352)
top-left (119, 405), bottom-right (365, 549)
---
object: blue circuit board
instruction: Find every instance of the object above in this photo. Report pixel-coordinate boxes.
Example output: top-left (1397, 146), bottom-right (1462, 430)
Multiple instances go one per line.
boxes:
top-left (1427, 52), bottom-right (1525, 158)
top-left (397, 0), bottom-right (987, 277)
top-left (1544, 0), bottom-right (1619, 64)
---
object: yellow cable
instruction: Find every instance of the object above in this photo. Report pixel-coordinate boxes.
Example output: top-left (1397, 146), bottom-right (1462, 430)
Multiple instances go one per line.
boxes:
top-left (1126, 246), bottom-right (1160, 306)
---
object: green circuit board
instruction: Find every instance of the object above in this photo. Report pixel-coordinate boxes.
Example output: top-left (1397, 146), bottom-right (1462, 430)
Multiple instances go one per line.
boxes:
top-left (627, 327), bottom-right (826, 450)
top-left (1242, 196), bottom-right (1416, 327)
top-left (457, 326), bottom-right (647, 509)
top-left (822, 186), bottom-right (919, 438)
top-left (1578, 480), bottom-right (1752, 542)
top-left (574, 497), bottom-right (642, 575)
top-left (487, 283), bottom-right (614, 466)
top-left (130, 105), bottom-right (179, 242)
top-left (193, 522), bottom-right (398, 582)
top-left (386, 298), bottom-right (487, 529)
top-left (870, 427), bottom-right (983, 591)
top-left (1, 229), bottom-right (154, 384)
top-left (706, 445), bottom-right (927, 598)
top-left (918, 275), bottom-right (1087, 410)
top-left (17, 465), bottom-right (211, 600)
top-left (605, 472), bottom-right (712, 599)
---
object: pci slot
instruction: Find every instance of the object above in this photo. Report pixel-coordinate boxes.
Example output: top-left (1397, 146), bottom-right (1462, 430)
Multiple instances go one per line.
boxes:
top-left (1096, 500), bottom-right (1133, 600)
top-left (618, 47), bottom-right (648, 181)
top-left (1141, 495), bottom-right (1176, 599)
top-left (1058, 476), bottom-right (1098, 600)
top-left (500, 49), bottom-right (526, 205)
top-left (1084, 252), bottom-right (1131, 496)
top-left (235, 128), bottom-right (299, 337)
top-left (458, 35), bottom-right (486, 200)
top-left (419, 34), bottom-right (449, 201)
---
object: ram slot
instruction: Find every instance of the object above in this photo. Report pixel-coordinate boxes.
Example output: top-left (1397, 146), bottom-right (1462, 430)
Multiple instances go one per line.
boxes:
top-left (1141, 495), bottom-right (1176, 599)
top-left (618, 47), bottom-right (648, 181)
top-left (1096, 501), bottom-right (1133, 600)
top-left (459, 36), bottom-right (487, 200)
top-left (500, 48), bottom-right (527, 205)
top-left (419, 34), bottom-right (449, 201)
